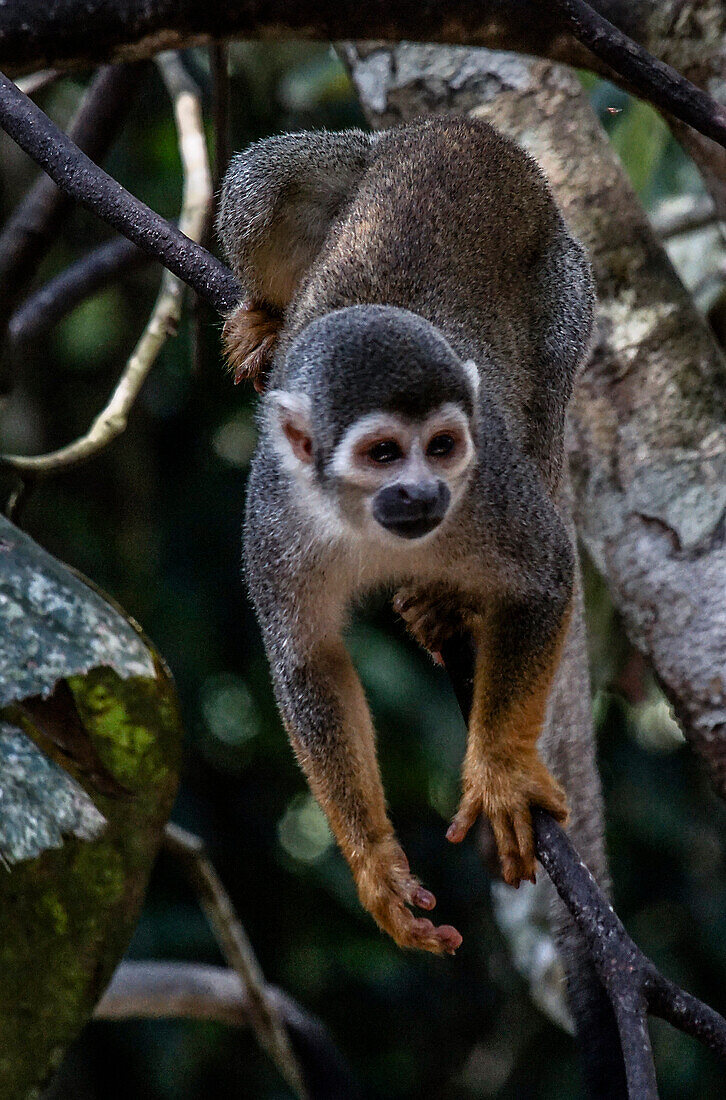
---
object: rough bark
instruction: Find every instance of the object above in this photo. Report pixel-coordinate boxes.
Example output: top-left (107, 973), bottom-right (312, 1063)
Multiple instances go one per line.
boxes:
top-left (0, 516), bottom-right (182, 1096)
top-left (0, 1), bottom-right (621, 75)
top-left (346, 41), bottom-right (726, 797)
top-left (0, 0), bottom-right (719, 88)
top-left (6, 0), bottom-right (725, 224)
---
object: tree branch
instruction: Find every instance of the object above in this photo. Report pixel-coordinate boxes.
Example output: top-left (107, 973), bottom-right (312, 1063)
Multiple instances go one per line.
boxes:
top-left (163, 825), bottom-right (308, 1100)
top-left (0, 62), bottom-right (148, 373)
top-left (0, 69), bottom-right (241, 313)
top-left (1, 2), bottom-right (725, 156)
top-left (546, 0), bottom-right (726, 149)
top-left (7, 237), bottom-right (148, 350)
top-left (650, 195), bottom-right (718, 240)
top-left (14, 69), bottom-right (60, 96)
top-left (95, 962), bottom-right (361, 1100)
top-left (0, 52), bottom-right (213, 476)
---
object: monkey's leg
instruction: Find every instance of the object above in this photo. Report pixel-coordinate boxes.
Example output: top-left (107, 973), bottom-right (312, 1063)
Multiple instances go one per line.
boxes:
top-left (278, 639), bottom-right (462, 955)
top-left (447, 596), bottom-right (572, 886)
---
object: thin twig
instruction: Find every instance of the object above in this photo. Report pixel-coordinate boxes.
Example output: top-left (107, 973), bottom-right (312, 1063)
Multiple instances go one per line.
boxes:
top-left (547, 0), bottom-right (726, 150)
top-left (163, 825), bottom-right (308, 1100)
top-left (0, 69), bottom-right (241, 312)
top-left (0, 53), bottom-right (212, 476)
top-left (650, 195), bottom-right (718, 240)
top-left (14, 69), bottom-right (61, 97)
top-left (0, 64), bottom-right (146, 314)
top-left (3, 476), bottom-right (34, 524)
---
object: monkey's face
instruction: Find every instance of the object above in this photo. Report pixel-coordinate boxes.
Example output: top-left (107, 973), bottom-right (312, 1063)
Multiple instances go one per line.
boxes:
top-left (268, 389), bottom-right (475, 543)
top-left (328, 404), bottom-right (475, 541)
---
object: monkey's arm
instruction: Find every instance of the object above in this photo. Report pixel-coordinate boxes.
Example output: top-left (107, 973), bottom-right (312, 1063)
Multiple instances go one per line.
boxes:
top-left (449, 580), bottom-right (572, 886)
top-left (454, 463), bottom-right (575, 884)
top-left (398, 426), bottom-right (574, 887)
top-left (244, 476), bottom-right (461, 955)
top-left (271, 635), bottom-right (461, 954)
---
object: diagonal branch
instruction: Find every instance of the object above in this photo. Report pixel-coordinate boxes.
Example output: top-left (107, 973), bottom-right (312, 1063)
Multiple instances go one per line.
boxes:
top-left (1, 3), bottom-right (726, 158)
top-left (95, 962), bottom-right (361, 1100)
top-left (7, 237), bottom-right (148, 351)
top-left (0, 69), bottom-right (241, 313)
top-left (546, 0), bottom-right (726, 150)
top-left (163, 825), bottom-right (308, 1099)
top-left (0, 63), bottom-right (147, 339)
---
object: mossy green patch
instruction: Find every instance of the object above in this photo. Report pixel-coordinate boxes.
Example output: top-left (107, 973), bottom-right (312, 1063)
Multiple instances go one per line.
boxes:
top-left (0, 662), bottom-right (182, 1099)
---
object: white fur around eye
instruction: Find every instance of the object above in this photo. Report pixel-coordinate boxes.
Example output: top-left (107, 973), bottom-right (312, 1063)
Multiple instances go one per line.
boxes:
top-left (329, 413), bottom-right (410, 481)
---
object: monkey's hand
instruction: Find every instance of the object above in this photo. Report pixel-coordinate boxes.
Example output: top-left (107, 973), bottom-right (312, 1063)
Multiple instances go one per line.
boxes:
top-left (448, 749), bottom-right (568, 886)
top-left (222, 299), bottom-right (282, 391)
top-left (353, 836), bottom-right (462, 955)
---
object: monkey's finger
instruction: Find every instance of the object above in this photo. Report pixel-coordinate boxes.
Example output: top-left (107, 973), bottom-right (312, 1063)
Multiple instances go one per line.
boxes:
top-left (512, 808), bottom-right (537, 885)
top-left (447, 792), bottom-right (481, 843)
top-left (410, 917), bottom-right (463, 956)
top-left (490, 810), bottom-right (525, 887)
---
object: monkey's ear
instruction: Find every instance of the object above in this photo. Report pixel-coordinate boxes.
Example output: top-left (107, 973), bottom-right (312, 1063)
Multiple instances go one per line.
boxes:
top-left (462, 359), bottom-right (480, 397)
top-left (268, 390), bottom-right (314, 465)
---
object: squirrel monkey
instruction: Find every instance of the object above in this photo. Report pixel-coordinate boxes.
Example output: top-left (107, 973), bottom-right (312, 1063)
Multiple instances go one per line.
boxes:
top-left (217, 118), bottom-right (594, 954)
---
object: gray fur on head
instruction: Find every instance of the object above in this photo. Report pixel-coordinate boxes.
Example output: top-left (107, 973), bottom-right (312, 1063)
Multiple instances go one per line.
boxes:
top-left (272, 304), bottom-right (477, 463)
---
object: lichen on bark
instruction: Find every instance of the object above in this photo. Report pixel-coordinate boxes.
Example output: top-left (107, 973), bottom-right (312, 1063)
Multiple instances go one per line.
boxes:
top-left (0, 517), bottom-right (182, 1098)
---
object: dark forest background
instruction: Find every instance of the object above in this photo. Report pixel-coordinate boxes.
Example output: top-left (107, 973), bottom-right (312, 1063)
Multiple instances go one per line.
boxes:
top-left (1, 44), bottom-right (725, 1099)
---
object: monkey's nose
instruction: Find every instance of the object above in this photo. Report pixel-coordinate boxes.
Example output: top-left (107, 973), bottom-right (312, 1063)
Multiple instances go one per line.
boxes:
top-left (372, 481), bottom-right (451, 539)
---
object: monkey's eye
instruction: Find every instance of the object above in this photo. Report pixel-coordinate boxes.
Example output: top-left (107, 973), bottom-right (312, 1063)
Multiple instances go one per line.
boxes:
top-left (426, 432), bottom-right (456, 458)
top-left (367, 439), bottom-right (403, 464)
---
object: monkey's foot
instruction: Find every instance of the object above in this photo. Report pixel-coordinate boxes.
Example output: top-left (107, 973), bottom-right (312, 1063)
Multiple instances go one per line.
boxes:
top-left (447, 756), bottom-right (568, 887)
top-left (354, 837), bottom-right (462, 955)
top-left (222, 299), bottom-right (282, 392)
top-left (393, 586), bottom-right (467, 658)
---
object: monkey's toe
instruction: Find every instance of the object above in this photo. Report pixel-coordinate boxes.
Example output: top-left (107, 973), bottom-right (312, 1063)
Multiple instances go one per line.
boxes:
top-left (448, 759), bottom-right (568, 886)
top-left (446, 789), bottom-right (482, 845)
top-left (490, 807), bottom-right (537, 887)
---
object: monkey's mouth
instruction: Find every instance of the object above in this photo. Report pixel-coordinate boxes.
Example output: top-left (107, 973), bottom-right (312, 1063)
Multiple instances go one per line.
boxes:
top-left (372, 481), bottom-right (450, 540)
top-left (380, 515), bottom-right (445, 539)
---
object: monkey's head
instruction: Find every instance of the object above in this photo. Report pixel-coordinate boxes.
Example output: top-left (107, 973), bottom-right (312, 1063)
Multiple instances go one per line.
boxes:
top-left (265, 306), bottom-right (479, 541)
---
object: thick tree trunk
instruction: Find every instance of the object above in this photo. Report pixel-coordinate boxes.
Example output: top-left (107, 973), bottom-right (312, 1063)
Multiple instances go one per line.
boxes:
top-left (344, 39), bottom-right (726, 1095)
